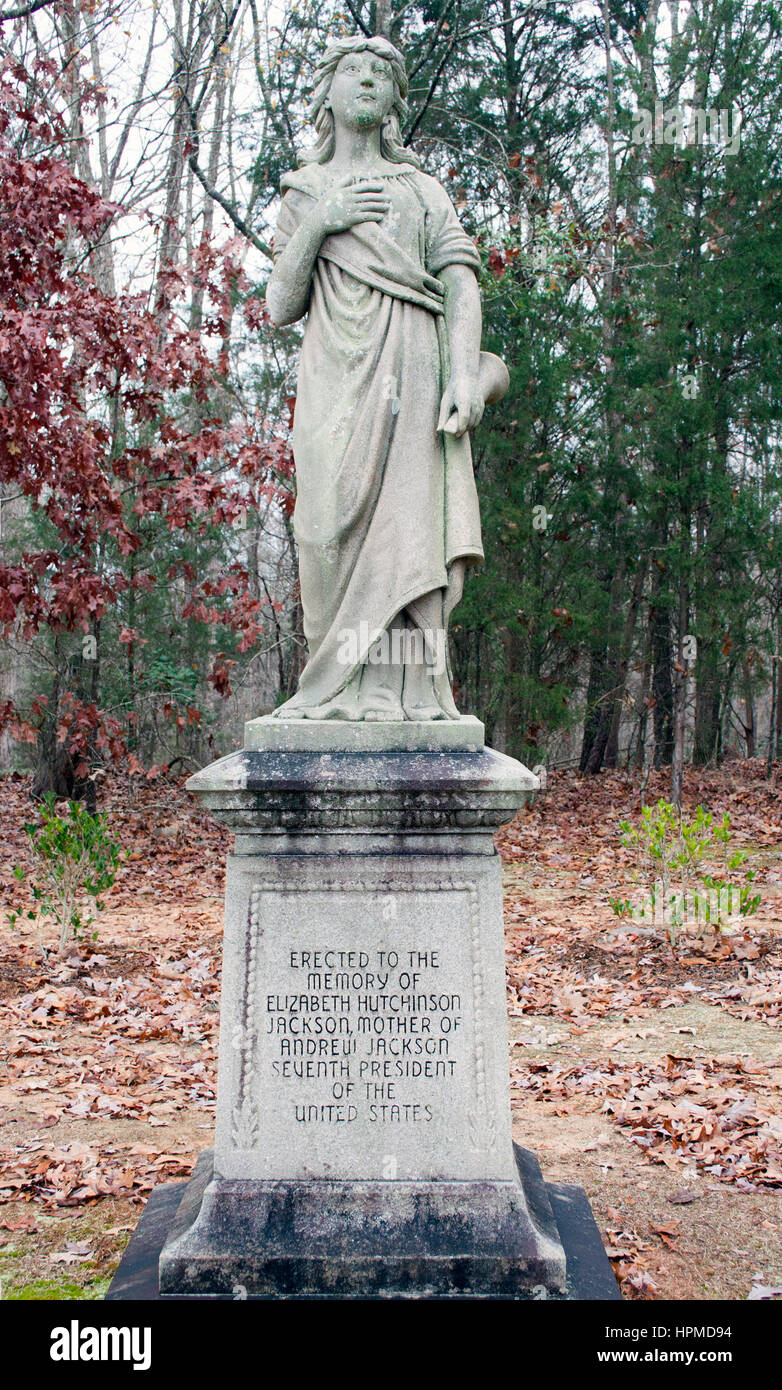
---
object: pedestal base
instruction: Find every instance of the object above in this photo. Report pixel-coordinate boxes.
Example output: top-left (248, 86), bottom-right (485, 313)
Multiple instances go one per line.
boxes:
top-left (160, 735), bottom-right (574, 1300)
top-left (157, 1145), bottom-right (566, 1298)
top-left (107, 1155), bottom-right (620, 1301)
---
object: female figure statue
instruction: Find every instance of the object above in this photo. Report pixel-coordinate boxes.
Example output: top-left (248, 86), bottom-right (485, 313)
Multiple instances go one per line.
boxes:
top-left (267, 34), bottom-right (505, 721)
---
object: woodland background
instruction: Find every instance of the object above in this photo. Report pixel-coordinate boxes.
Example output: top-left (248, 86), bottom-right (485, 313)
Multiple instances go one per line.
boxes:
top-left (2, 0), bottom-right (781, 797)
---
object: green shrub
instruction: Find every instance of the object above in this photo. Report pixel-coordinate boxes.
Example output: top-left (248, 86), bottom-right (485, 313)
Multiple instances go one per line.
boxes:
top-left (612, 800), bottom-right (761, 944)
top-left (8, 794), bottom-right (122, 954)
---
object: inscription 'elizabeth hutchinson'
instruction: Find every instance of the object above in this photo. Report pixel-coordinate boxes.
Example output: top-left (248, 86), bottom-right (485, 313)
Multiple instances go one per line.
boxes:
top-left (261, 947), bottom-right (464, 1125)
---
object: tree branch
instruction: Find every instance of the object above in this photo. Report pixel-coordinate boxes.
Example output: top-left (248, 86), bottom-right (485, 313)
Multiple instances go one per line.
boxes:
top-left (191, 0), bottom-right (242, 120)
top-left (0, 0), bottom-right (55, 20)
top-left (405, 27), bottom-right (458, 145)
top-left (187, 150), bottom-right (270, 257)
top-left (343, 0), bottom-right (372, 37)
top-left (408, 0), bottom-right (456, 80)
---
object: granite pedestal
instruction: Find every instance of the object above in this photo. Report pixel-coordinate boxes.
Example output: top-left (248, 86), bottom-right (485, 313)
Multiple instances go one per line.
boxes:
top-left (156, 719), bottom-right (570, 1298)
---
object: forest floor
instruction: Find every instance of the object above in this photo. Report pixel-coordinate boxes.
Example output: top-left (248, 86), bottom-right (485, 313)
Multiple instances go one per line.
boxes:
top-left (0, 759), bottom-right (780, 1302)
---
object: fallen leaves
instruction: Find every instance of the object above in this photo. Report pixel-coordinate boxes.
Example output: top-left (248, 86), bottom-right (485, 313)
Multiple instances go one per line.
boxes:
top-left (0, 764), bottom-right (779, 1305)
top-left (650, 1222), bottom-right (681, 1251)
top-left (513, 1053), bottom-right (782, 1190)
top-left (747, 1280), bottom-right (782, 1300)
top-left (625, 1269), bottom-right (661, 1298)
top-left (0, 1213), bottom-right (38, 1231)
top-left (500, 763), bottom-right (782, 1298)
top-left (50, 1240), bottom-right (94, 1265)
top-left (0, 775), bottom-right (221, 1216)
top-left (602, 1224), bottom-right (662, 1299)
top-left (0, 1138), bottom-right (194, 1208)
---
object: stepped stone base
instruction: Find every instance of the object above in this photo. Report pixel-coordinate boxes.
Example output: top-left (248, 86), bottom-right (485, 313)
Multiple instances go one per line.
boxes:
top-left (158, 1147), bottom-right (566, 1298)
top-left (107, 1165), bottom-right (621, 1301)
top-left (144, 727), bottom-right (584, 1301)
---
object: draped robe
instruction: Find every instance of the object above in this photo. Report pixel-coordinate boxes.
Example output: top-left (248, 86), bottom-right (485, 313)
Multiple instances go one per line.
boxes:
top-left (272, 161), bottom-right (484, 715)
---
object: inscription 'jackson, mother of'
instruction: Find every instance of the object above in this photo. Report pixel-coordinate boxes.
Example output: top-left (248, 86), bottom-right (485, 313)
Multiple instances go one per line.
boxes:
top-left (266, 34), bottom-right (507, 722)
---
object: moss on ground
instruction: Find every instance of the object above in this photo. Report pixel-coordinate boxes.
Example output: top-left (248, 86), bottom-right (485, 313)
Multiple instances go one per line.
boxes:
top-left (2, 1276), bottom-right (99, 1300)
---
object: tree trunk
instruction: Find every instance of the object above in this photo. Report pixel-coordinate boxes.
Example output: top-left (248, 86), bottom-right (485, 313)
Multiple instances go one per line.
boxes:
top-left (694, 646), bottom-right (721, 765)
top-left (742, 656), bottom-right (756, 757)
top-left (650, 588), bottom-right (674, 767)
top-left (767, 641), bottom-right (778, 778)
top-left (579, 645), bottom-right (608, 772)
top-left (776, 628), bottom-right (782, 760)
top-left (605, 561), bottom-right (646, 767)
top-left (670, 583), bottom-right (689, 807)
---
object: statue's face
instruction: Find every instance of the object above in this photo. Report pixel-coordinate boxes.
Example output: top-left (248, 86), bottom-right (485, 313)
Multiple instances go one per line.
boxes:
top-left (328, 50), bottom-right (395, 132)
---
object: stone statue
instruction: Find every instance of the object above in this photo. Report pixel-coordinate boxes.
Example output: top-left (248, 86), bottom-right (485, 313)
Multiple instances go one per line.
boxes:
top-left (266, 34), bottom-right (507, 722)
top-left (153, 35), bottom-right (576, 1300)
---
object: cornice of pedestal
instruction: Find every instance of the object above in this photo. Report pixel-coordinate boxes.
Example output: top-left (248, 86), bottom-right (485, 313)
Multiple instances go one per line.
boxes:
top-left (185, 743), bottom-right (539, 834)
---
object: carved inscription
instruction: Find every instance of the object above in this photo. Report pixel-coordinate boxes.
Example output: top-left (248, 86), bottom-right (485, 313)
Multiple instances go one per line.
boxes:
top-left (272, 945), bottom-right (459, 1125)
top-left (231, 879), bottom-right (496, 1154)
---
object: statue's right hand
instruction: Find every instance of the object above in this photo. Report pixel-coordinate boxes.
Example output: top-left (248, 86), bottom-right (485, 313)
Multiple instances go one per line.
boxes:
top-left (311, 176), bottom-right (390, 237)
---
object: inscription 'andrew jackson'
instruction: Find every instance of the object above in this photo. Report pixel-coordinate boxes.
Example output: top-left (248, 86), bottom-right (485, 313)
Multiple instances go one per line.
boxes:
top-left (263, 948), bottom-right (463, 1125)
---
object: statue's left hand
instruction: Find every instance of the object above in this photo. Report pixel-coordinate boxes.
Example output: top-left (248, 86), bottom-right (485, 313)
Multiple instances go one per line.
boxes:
top-left (437, 373), bottom-right (484, 437)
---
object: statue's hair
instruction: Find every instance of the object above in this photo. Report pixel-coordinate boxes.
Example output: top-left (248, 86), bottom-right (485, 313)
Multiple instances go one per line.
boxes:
top-left (299, 34), bottom-right (421, 168)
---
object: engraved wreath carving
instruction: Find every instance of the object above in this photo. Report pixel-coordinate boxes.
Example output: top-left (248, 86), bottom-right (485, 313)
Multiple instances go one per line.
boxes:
top-left (230, 887), bottom-right (262, 1149)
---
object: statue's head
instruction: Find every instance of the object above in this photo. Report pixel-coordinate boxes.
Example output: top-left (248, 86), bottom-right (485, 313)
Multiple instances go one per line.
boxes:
top-left (301, 34), bottom-right (421, 168)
